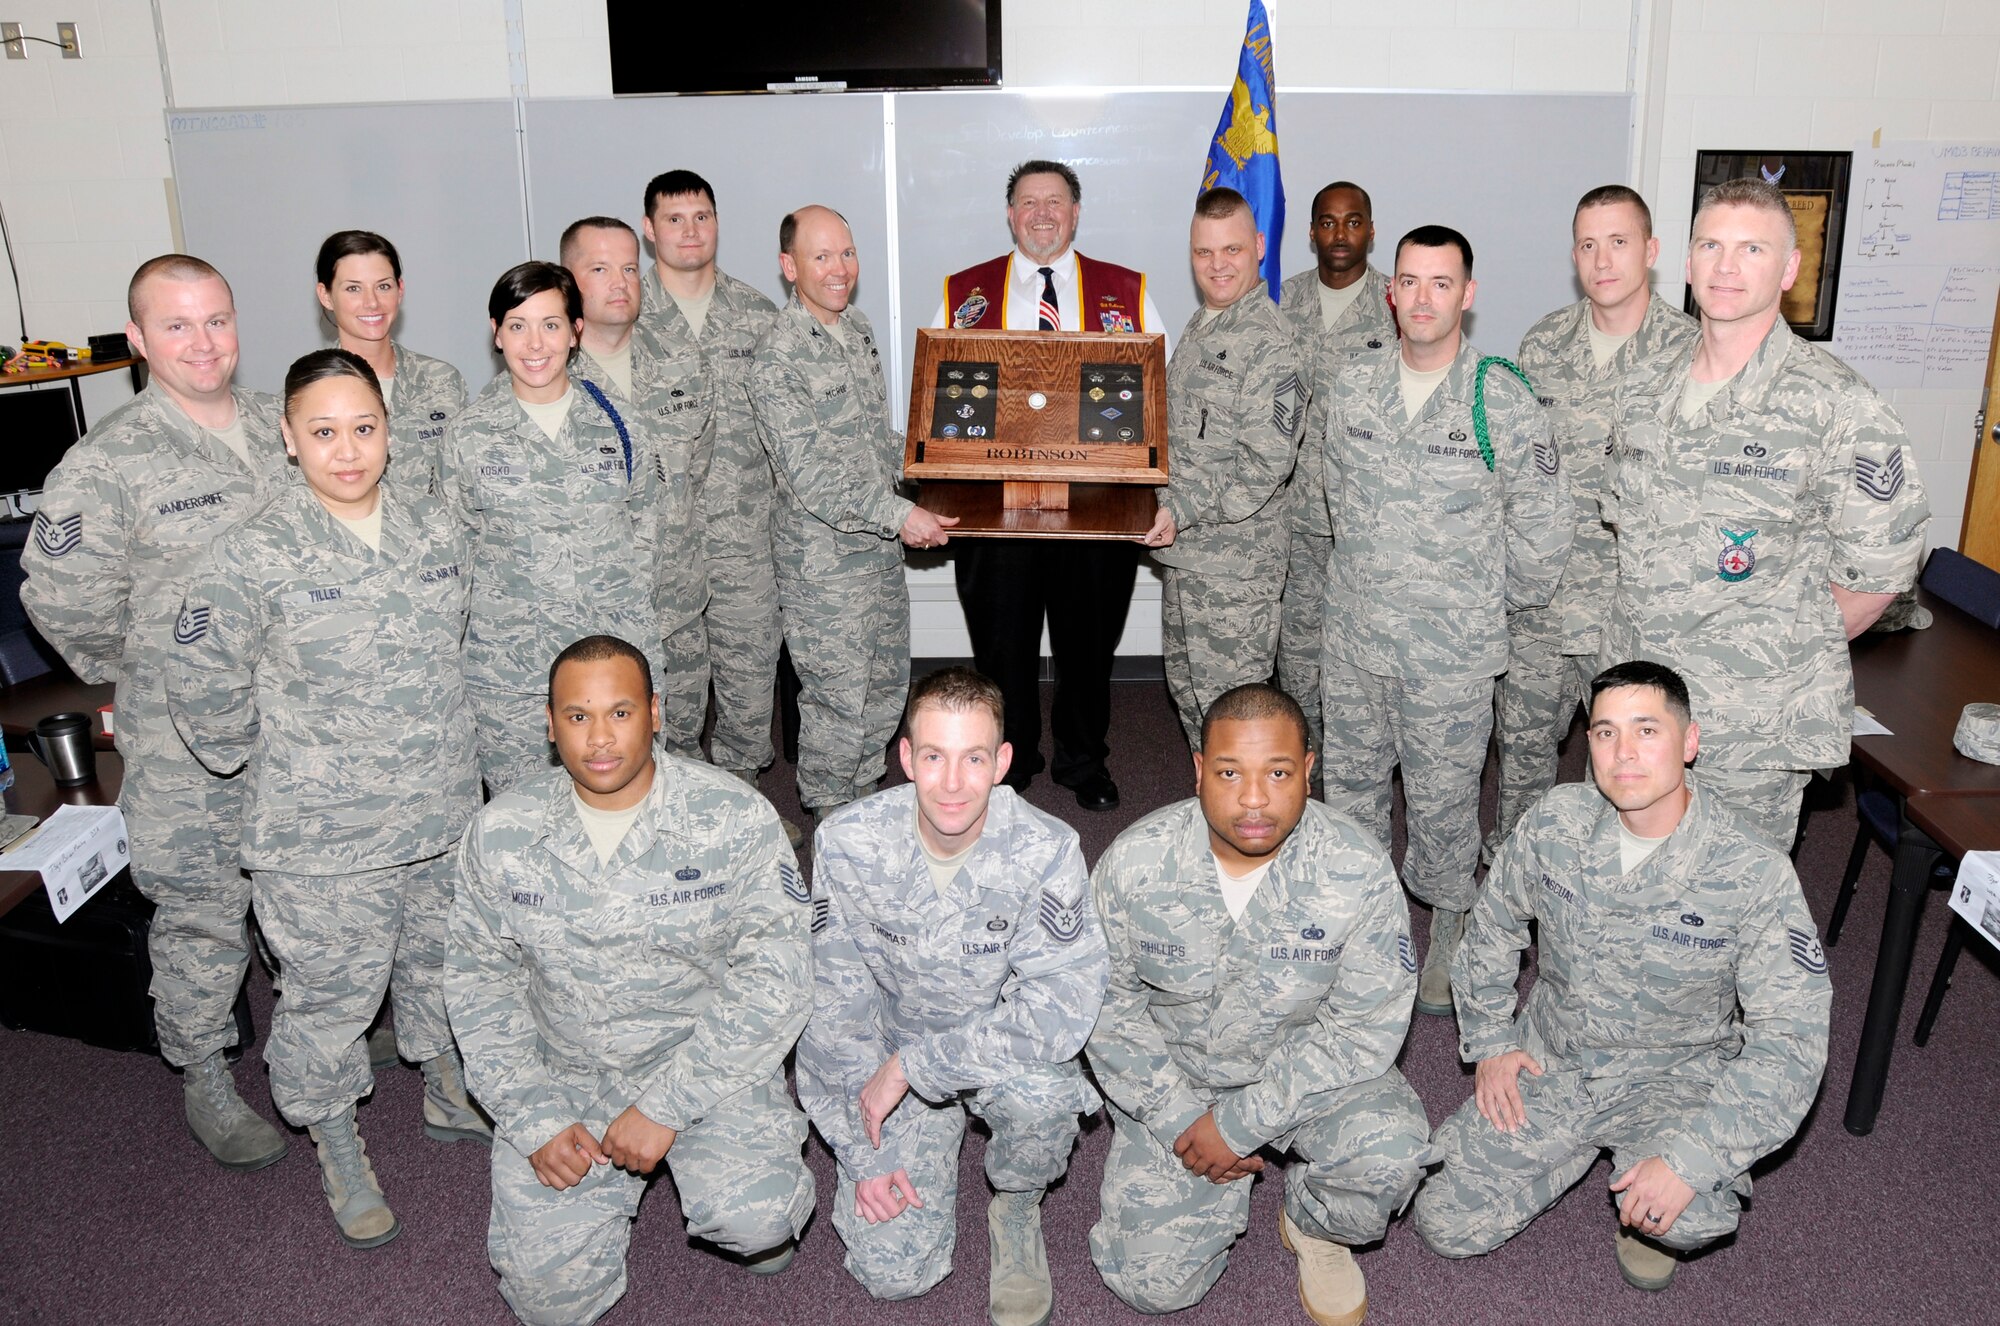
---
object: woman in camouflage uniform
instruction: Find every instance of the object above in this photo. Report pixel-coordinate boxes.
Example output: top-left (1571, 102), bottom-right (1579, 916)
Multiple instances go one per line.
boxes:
top-left (314, 229), bottom-right (467, 498)
top-left (168, 350), bottom-right (487, 1250)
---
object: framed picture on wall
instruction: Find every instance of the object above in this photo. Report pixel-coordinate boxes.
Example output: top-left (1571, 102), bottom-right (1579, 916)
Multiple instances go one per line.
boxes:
top-left (1687, 150), bottom-right (1852, 340)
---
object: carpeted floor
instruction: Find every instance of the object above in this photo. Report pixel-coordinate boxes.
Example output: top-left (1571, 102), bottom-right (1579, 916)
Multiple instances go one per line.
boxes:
top-left (2, 673), bottom-right (1996, 1326)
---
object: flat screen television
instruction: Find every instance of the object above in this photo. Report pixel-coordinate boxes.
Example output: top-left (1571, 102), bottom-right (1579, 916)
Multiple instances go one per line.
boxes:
top-left (606, 1), bottom-right (1002, 95)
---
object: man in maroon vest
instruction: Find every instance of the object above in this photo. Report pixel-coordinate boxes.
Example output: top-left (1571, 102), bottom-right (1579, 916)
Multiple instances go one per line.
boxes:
top-left (929, 159), bottom-right (1166, 812)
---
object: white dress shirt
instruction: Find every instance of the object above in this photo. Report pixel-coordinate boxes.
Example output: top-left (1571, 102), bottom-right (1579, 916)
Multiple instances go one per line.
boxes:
top-left (931, 248), bottom-right (1170, 351)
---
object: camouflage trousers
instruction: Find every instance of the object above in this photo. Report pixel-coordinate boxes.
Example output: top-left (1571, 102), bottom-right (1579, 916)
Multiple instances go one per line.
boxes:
top-left (1320, 659), bottom-right (1495, 912)
top-left (834, 1061), bottom-right (1096, 1301)
top-left (1413, 1066), bottom-right (1749, 1258)
top-left (1090, 1068), bottom-right (1428, 1314)
top-left (1276, 530), bottom-right (1332, 766)
top-left (252, 854), bottom-right (455, 1126)
top-left (468, 684), bottom-right (559, 796)
top-left (489, 1072), bottom-right (814, 1326)
top-left (1690, 766), bottom-right (1812, 857)
top-left (701, 526), bottom-right (783, 777)
top-left (1161, 564), bottom-right (1284, 751)
top-left (777, 564), bottom-right (909, 810)
top-left (1489, 630), bottom-right (1598, 857)
top-left (124, 767), bottom-right (248, 1067)
top-left (658, 612), bottom-right (714, 763)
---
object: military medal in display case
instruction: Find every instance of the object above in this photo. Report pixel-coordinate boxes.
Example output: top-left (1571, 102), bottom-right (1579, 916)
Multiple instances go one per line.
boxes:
top-left (903, 328), bottom-right (1169, 538)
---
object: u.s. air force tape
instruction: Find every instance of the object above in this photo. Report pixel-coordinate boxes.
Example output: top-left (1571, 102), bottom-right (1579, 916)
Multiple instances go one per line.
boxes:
top-left (1953, 702), bottom-right (2000, 766)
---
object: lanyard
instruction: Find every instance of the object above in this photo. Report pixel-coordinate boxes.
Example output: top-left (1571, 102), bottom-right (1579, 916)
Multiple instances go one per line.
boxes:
top-left (576, 378), bottom-right (632, 482)
top-left (1471, 355), bottom-right (1535, 474)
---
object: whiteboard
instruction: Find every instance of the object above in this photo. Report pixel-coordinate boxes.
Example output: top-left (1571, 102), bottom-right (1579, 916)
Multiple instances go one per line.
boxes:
top-left (1831, 139), bottom-right (2000, 392)
top-left (168, 87), bottom-right (1630, 656)
top-left (168, 101), bottom-right (527, 395)
top-left (521, 94), bottom-right (893, 320)
top-left (171, 87), bottom-right (1630, 405)
top-left (891, 89), bottom-right (1632, 412)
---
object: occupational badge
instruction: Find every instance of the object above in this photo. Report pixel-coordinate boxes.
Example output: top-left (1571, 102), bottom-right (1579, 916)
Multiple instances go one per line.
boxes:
top-left (1717, 528), bottom-right (1758, 582)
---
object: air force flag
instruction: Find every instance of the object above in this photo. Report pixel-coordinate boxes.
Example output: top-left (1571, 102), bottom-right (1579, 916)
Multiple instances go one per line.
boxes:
top-left (1200, 0), bottom-right (1286, 300)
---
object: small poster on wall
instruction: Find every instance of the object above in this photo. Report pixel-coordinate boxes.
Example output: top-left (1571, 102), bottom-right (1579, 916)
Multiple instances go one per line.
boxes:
top-left (1687, 150), bottom-right (1852, 341)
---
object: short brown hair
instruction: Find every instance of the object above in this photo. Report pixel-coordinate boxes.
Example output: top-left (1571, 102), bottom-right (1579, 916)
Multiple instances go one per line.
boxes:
top-left (778, 205), bottom-right (849, 257)
top-left (559, 216), bottom-right (637, 267)
top-left (128, 254), bottom-right (229, 323)
top-left (1008, 160), bottom-right (1080, 205)
top-left (1194, 186), bottom-right (1250, 221)
top-left (1695, 176), bottom-right (1796, 250)
top-left (906, 665), bottom-right (1004, 736)
top-left (1574, 184), bottom-right (1653, 239)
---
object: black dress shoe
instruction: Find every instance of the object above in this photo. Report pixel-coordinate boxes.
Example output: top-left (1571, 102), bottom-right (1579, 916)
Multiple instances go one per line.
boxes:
top-left (1068, 772), bottom-right (1120, 811)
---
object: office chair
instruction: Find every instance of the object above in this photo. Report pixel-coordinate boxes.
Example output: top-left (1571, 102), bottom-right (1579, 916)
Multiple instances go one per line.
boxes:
top-left (1913, 912), bottom-right (1981, 1047)
top-left (0, 625), bottom-right (55, 687)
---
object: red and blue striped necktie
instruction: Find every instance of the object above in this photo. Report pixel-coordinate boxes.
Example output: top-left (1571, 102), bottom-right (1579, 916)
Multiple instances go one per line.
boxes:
top-left (1037, 266), bottom-right (1059, 331)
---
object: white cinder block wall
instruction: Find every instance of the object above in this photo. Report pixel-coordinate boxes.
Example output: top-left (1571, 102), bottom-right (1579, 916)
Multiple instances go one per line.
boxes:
top-left (1, 0), bottom-right (1992, 643)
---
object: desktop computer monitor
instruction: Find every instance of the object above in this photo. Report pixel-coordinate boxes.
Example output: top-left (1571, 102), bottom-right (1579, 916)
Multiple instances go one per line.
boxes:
top-left (0, 388), bottom-right (81, 496)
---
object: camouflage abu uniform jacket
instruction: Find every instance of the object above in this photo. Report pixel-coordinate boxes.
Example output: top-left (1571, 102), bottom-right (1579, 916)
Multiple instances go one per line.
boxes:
top-left (1154, 293), bottom-right (1306, 578)
top-left (572, 337), bottom-right (712, 637)
top-left (748, 301), bottom-right (913, 580)
top-left (1279, 266), bottom-right (1394, 539)
top-left (446, 760), bottom-right (808, 1156)
top-left (1086, 799), bottom-right (1416, 1159)
top-left (797, 785), bottom-right (1108, 1182)
top-left (21, 383), bottom-right (290, 783)
top-left (1603, 319), bottom-right (1930, 770)
top-left (1514, 294), bottom-right (1696, 656)
top-left (1322, 339), bottom-right (1572, 680)
top-left (436, 372), bottom-right (666, 695)
top-left (1454, 782), bottom-right (1832, 1194)
top-left (639, 267), bottom-right (780, 576)
top-left (378, 343), bottom-right (467, 501)
top-left (167, 482), bottom-right (480, 874)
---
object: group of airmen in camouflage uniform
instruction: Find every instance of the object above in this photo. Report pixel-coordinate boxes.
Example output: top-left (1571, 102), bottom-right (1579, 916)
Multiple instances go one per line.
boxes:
top-left (13, 155), bottom-right (1928, 1326)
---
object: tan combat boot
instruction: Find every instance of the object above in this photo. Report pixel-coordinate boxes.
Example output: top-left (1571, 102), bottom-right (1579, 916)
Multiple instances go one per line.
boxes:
top-left (421, 1047), bottom-right (493, 1145)
top-left (182, 1052), bottom-right (287, 1171)
top-left (742, 1239), bottom-right (798, 1276)
top-left (366, 1023), bottom-right (400, 1070)
top-left (1280, 1207), bottom-right (1368, 1326)
top-left (308, 1107), bottom-right (400, 1249)
top-left (988, 1189), bottom-right (1053, 1326)
top-left (727, 768), bottom-right (804, 848)
top-left (1414, 907), bottom-right (1466, 1017)
top-left (1615, 1224), bottom-right (1679, 1291)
